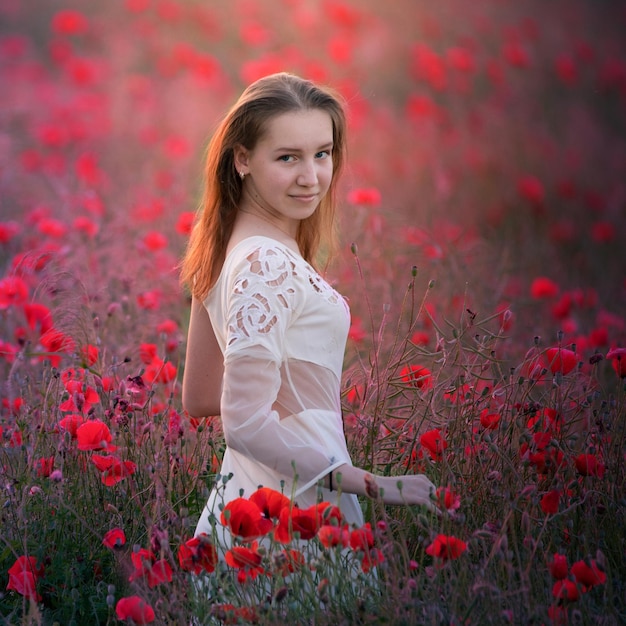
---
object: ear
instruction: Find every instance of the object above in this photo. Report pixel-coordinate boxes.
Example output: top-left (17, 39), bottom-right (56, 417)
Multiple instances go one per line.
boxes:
top-left (233, 144), bottom-right (250, 175)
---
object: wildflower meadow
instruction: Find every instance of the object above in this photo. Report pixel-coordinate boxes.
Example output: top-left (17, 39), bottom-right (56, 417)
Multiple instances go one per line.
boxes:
top-left (1, 0), bottom-right (625, 624)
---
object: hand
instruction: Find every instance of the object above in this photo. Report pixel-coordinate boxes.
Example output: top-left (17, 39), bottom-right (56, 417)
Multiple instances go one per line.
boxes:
top-left (370, 473), bottom-right (439, 512)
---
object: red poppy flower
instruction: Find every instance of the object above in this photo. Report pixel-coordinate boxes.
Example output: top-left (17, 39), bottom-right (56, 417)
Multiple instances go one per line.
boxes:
top-left (552, 579), bottom-right (580, 603)
top-left (39, 328), bottom-right (75, 367)
top-left (59, 380), bottom-right (100, 414)
top-left (517, 175), bottom-right (544, 206)
top-left (574, 453), bottom-right (605, 478)
top-left (142, 231), bottom-right (168, 252)
top-left (211, 604), bottom-right (259, 624)
top-left (530, 277), bottom-right (559, 299)
top-left (91, 454), bottom-right (136, 486)
top-left (175, 211), bottom-right (195, 236)
top-left (178, 534), bottom-right (218, 575)
top-left (156, 319), bottom-right (179, 336)
top-left (400, 364), bottom-right (432, 390)
top-left (51, 10), bottom-right (89, 35)
top-left (145, 559), bottom-right (173, 587)
top-left (274, 505), bottom-right (320, 543)
top-left (543, 347), bottom-right (579, 375)
top-left (548, 553), bottom-right (568, 580)
top-left (58, 413), bottom-right (84, 438)
top-left (103, 528), bottom-right (126, 549)
top-left (273, 548), bottom-right (306, 576)
top-left (0, 276), bottom-right (29, 309)
top-left (411, 43), bottom-right (447, 90)
top-left (479, 410), bottom-right (501, 430)
top-left (76, 419), bottom-right (114, 451)
top-left (348, 317), bottom-right (366, 343)
top-left (606, 347), bottom-right (626, 378)
top-left (129, 549), bottom-right (155, 581)
top-left (35, 456), bottom-right (54, 478)
top-left (346, 187), bottom-right (382, 207)
top-left (571, 559), bottom-right (606, 588)
top-left (349, 522), bottom-right (374, 552)
top-left (6, 556), bottom-right (44, 602)
top-left (425, 534), bottom-right (467, 560)
top-left (420, 428), bottom-right (447, 461)
top-left (23, 302), bottom-right (53, 335)
top-left (139, 343), bottom-right (158, 364)
top-left (435, 487), bottom-right (461, 512)
top-left (115, 596), bottom-right (155, 624)
top-left (317, 524), bottom-right (350, 549)
top-left (137, 290), bottom-right (161, 310)
top-left (221, 497), bottom-right (273, 541)
top-left (313, 502), bottom-right (343, 527)
top-left (73, 216), bottom-right (99, 238)
top-left (540, 490), bottom-right (560, 515)
top-left (349, 523), bottom-right (384, 572)
top-left (144, 357), bottom-right (177, 384)
top-left (129, 549), bottom-right (172, 587)
top-left (80, 344), bottom-right (99, 366)
top-left (7, 570), bottom-right (41, 602)
top-left (0, 220), bottom-right (20, 243)
top-left (249, 487), bottom-right (290, 521)
top-left (555, 54), bottom-right (578, 85)
top-left (225, 542), bottom-right (264, 581)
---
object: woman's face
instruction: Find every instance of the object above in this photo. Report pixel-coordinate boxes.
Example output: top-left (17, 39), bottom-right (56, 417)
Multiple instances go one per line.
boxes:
top-left (236, 108), bottom-right (334, 236)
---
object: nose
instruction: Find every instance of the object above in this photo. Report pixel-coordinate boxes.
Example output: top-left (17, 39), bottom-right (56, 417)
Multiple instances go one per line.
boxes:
top-left (297, 159), bottom-right (318, 186)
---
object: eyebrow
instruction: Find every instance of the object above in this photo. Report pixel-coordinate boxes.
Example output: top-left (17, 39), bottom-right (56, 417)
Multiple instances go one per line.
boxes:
top-left (273, 142), bottom-right (334, 153)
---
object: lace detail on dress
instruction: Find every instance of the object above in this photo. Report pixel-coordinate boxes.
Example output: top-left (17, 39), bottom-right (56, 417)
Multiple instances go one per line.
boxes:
top-left (227, 247), bottom-right (297, 346)
top-left (308, 272), bottom-right (340, 305)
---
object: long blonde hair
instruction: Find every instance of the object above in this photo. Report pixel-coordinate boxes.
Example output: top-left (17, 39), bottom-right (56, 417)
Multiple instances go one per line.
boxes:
top-left (179, 72), bottom-right (347, 300)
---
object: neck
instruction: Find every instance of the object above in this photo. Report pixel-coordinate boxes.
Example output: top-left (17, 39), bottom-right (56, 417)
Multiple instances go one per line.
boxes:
top-left (238, 208), bottom-right (298, 240)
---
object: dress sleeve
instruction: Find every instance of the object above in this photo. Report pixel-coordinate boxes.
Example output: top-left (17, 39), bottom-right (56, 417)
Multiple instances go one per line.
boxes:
top-left (219, 245), bottom-right (345, 491)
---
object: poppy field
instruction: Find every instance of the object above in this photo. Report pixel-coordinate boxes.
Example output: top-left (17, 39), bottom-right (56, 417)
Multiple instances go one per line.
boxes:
top-left (1, 0), bottom-right (625, 624)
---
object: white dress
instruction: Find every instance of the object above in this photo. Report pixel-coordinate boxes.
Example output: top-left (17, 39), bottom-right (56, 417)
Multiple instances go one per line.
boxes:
top-left (194, 236), bottom-right (364, 545)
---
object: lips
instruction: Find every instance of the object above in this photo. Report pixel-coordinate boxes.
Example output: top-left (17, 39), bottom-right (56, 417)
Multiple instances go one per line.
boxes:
top-left (289, 193), bottom-right (318, 201)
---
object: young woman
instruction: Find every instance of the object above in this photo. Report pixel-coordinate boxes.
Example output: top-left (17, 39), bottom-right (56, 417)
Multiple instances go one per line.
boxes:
top-left (180, 73), bottom-right (437, 544)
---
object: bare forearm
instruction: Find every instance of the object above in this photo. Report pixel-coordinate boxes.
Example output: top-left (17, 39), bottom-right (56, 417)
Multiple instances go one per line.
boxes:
top-left (326, 463), bottom-right (437, 509)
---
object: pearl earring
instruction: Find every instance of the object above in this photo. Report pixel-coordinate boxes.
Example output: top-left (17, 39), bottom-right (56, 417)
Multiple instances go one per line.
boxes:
top-left (239, 171), bottom-right (245, 181)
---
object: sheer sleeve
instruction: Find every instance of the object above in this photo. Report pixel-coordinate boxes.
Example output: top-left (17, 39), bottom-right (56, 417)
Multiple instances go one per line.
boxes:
top-left (219, 245), bottom-right (346, 493)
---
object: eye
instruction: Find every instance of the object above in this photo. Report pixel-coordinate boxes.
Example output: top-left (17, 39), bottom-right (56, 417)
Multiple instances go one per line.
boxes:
top-left (278, 155), bottom-right (295, 162)
top-left (316, 150), bottom-right (331, 159)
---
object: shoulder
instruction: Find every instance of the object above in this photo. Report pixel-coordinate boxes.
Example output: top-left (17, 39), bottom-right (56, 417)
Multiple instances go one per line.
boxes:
top-left (225, 236), bottom-right (303, 284)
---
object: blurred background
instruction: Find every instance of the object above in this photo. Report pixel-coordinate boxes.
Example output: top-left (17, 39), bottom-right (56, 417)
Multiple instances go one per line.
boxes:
top-left (1, 0), bottom-right (625, 366)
